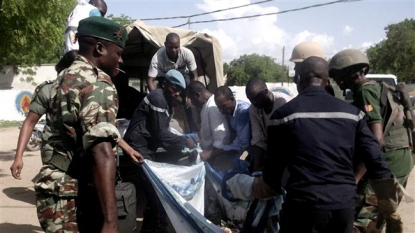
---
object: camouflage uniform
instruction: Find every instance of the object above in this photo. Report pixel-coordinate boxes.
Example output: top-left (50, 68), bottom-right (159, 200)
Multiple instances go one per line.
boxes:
top-left (54, 55), bottom-right (120, 232)
top-left (353, 81), bottom-right (413, 231)
top-left (34, 54), bottom-right (120, 232)
top-left (30, 79), bottom-right (79, 232)
top-left (29, 80), bottom-right (53, 164)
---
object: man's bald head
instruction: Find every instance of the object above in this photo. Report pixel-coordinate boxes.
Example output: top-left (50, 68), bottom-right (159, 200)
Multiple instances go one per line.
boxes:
top-left (165, 33), bottom-right (180, 43)
top-left (89, 0), bottom-right (107, 16)
top-left (296, 56), bottom-right (329, 91)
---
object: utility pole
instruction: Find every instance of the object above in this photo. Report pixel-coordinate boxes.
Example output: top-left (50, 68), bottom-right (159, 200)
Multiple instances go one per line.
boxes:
top-left (281, 46), bottom-right (285, 86)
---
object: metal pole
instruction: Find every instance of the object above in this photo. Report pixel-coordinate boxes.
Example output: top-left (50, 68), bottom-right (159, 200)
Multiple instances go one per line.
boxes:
top-left (281, 46), bottom-right (285, 86)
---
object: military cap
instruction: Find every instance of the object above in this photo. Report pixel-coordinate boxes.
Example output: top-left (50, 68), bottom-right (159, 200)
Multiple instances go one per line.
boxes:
top-left (77, 16), bottom-right (128, 48)
top-left (165, 70), bottom-right (186, 89)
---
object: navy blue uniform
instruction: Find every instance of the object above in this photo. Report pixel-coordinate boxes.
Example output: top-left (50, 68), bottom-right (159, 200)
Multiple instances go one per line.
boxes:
top-left (123, 88), bottom-right (187, 233)
top-left (124, 88), bottom-right (187, 159)
top-left (264, 86), bottom-right (391, 233)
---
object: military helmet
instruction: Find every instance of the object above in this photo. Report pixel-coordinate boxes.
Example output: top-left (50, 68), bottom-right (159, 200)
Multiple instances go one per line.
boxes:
top-left (289, 41), bottom-right (325, 62)
top-left (328, 49), bottom-right (369, 77)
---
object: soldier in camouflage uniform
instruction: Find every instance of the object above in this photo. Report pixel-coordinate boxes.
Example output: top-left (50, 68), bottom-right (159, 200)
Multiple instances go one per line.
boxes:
top-left (329, 49), bottom-right (413, 233)
top-left (51, 16), bottom-right (133, 233)
top-left (31, 16), bottom-right (140, 233)
top-left (10, 50), bottom-right (79, 233)
top-left (11, 50), bottom-right (79, 180)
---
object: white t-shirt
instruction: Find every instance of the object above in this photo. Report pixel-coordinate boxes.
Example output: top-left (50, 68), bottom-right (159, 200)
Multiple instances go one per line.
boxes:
top-left (199, 95), bottom-right (230, 150)
top-left (64, 0), bottom-right (101, 53)
top-left (148, 47), bottom-right (197, 78)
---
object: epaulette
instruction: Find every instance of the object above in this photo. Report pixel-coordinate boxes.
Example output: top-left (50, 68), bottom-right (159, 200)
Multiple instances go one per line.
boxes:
top-left (32, 80), bottom-right (54, 103)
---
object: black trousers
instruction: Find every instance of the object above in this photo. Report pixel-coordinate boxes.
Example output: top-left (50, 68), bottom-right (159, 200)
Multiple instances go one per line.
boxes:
top-left (119, 155), bottom-right (168, 233)
top-left (279, 202), bottom-right (354, 233)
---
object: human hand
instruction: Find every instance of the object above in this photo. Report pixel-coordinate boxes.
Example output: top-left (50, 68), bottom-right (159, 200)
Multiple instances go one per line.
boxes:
top-left (10, 157), bottom-right (23, 179)
top-left (186, 138), bottom-right (196, 149)
top-left (200, 150), bottom-right (212, 161)
top-left (185, 97), bottom-right (192, 109)
top-left (125, 149), bottom-right (144, 164)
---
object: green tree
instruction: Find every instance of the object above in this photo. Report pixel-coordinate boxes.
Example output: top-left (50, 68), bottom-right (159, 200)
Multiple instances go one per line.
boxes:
top-left (366, 19), bottom-right (415, 83)
top-left (107, 14), bottom-right (134, 26)
top-left (224, 54), bottom-right (287, 86)
top-left (0, 0), bottom-right (76, 69)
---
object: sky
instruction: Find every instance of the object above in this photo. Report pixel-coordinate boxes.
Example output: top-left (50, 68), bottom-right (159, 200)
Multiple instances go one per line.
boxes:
top-left (104, 0), bottom-right (415, 65)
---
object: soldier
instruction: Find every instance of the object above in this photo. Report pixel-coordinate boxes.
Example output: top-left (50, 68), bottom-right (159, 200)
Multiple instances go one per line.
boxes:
top-left (329, 49), bottom-right (413, 232)
top-left (34, 16), bottom-right (142, 233)
top-left (11, 50), bottom-right (79, 181)
top-left (264, 56), bottom-right (402, 233)
top-left (290, 41), bottom-right (335, 96)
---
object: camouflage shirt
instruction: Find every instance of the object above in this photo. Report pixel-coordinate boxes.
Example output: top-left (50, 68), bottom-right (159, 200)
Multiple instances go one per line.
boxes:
top-left (29, 80), bottom-right (54, 165)
top-left (35, 55), bottom-right (120, 197)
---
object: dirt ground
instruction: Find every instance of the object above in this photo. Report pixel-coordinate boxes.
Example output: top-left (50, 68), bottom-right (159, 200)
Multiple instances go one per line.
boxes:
top-left (0, 127), bottom-right (414, 233)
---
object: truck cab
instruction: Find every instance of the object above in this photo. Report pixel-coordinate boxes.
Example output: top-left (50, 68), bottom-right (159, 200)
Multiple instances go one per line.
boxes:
top-left (344, 74), bottom-right (397, 102)
top-left (365, 74), bottom-right (397, 86)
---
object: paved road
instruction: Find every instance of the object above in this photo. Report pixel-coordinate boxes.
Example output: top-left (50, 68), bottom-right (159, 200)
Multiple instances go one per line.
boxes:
top-left (0, 127), bottom-right (414, 232)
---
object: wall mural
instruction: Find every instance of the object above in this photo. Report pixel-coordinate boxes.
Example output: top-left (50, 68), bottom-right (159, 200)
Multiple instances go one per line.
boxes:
top-left (15, 91), bottom-right (33, 116)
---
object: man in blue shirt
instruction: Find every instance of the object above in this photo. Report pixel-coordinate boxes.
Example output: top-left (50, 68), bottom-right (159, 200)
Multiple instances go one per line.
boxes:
top-left (214, 86), bottom-right (251, 161)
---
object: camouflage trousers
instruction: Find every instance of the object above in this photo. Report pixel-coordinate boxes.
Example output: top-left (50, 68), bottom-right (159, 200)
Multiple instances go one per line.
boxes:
top-left (354, 175), bottom-right (408, 232)
top-left (36, 193), bottom-right (78, 233)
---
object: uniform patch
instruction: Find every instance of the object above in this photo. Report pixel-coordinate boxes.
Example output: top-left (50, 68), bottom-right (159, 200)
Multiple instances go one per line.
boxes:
top-left (365, 104), bottom-right (373, 112)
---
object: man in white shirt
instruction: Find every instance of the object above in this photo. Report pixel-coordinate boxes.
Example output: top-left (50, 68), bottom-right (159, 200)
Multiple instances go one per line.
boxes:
top-left (64, 0), bottom-right (107, 53)
top-left (148, 32), bottom-right (199, 133)
top-left (147, 33), bottom-right (198, 91)
top-left (187, 81), bottom-right (230, 153)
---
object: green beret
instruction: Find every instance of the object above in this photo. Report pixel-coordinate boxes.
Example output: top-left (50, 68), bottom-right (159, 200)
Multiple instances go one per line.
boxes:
top-left (77, 16), bottom-right (128, 48)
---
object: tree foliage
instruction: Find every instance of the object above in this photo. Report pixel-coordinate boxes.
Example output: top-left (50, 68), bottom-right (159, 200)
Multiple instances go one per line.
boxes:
top-left (224, 54), bottom-right (288, 86)
top-left (0, 0), bottom-right (76, 68)
top-left (366, 19), bottom-right (415, 83)
top-left (107, 14), bottom-right (134, 26)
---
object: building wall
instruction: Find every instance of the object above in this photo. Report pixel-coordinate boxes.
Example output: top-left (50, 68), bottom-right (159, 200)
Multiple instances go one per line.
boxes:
top-left (0, 65), bottom-right (56, 121)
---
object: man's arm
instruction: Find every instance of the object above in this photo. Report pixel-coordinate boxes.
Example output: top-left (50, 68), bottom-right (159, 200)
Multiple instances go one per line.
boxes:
top-left (249, 106), bottom-right (267, 171)
top-left (191, 69), bottom-right (198, 81)
top-left (10, 112), bottom-right (41, 179)
top-left (11, 82), bottom-right (50, 179)
top-left (147, 52), bottom-right (160, 92)
top-left (79, 81), bottom-right (121, 233)
top-left (369, 123), bottom-right (385, 148)
top-left (146, 76), bottom-right (157, 92)
top-left (222, 108), bottom-right (251, 153)
top-left (118, 139), bottom-right (144, 163)
top-left (355, 115), bottom-right (391, 179)
top-left (354, 87), bottom-right (385, 148)
top-left (184, 47), bottom-right (198, 81)
top-left (90, 139), bottom-right (119, 232)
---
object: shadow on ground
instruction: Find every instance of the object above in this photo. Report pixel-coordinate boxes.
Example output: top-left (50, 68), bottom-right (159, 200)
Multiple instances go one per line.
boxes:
top-left (0, 150), bottom-right (37, 161)
top-left (3, 187), bottom-right (36, 205)
top-left (0, 223), bottom-right (42, 233)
